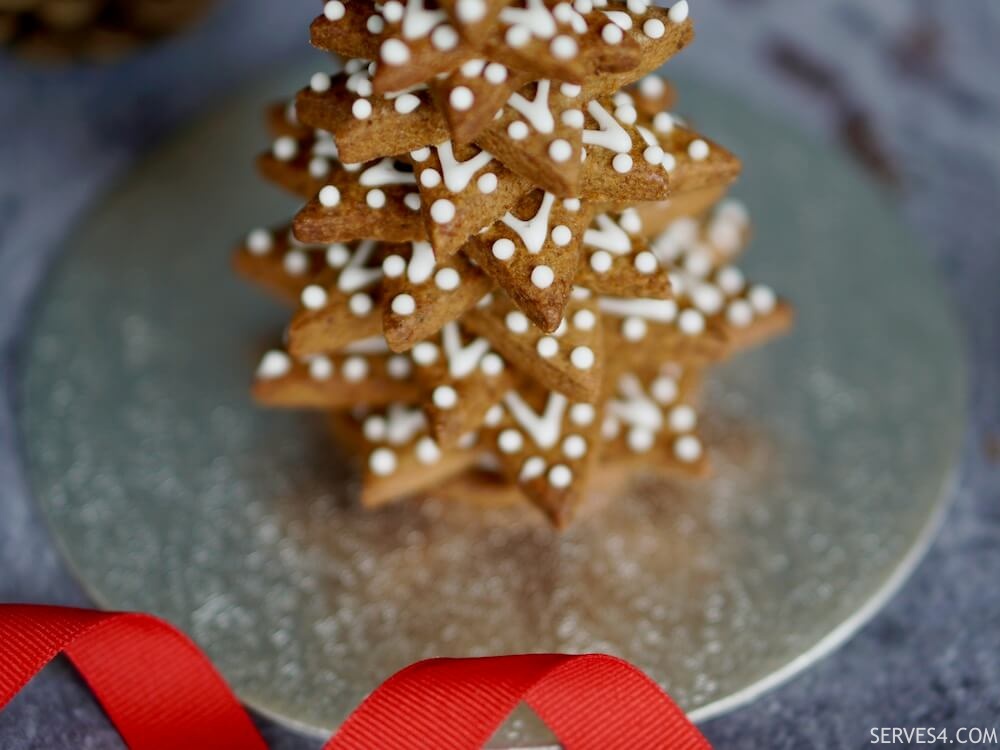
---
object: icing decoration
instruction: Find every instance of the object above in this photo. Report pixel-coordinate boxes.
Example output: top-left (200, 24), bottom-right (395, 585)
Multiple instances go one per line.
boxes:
top-left (435, 141), bottom-right (494, 192)
top-left (507, 80), bottom-right (555, 135)
top-left (583, 101), bottom-right (632, 153)
top-left (502, 192), bottom-right (556, 253)
top-left (504, 391), bottom-right (567, 450)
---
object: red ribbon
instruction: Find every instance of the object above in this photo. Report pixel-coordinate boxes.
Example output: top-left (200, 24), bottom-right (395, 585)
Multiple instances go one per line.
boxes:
top-left (0, 604), bottom-right (711, 749)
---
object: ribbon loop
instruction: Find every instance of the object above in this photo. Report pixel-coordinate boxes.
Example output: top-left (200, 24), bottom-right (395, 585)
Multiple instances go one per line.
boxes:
top-left (0, 604), bottom-right (711, 750)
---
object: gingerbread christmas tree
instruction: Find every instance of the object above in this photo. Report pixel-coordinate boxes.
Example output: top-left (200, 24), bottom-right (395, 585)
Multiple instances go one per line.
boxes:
top-left (235, 0), bottom-right (792, 527)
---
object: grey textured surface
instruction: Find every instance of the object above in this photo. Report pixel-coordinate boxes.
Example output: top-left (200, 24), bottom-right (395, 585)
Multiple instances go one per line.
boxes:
top-left (0, 1), bottom-right (998, 748)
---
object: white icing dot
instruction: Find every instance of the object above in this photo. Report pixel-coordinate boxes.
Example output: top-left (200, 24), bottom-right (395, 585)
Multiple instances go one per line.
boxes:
top-left (387, 355), bottom-right (412, 379)
top-left (391, 293), bottom-right (416, 316)
top-left (366, 14), bottom-right (385, 33)
top-left (506, 25), bottom-right (531, 48)
top-left (653, 112), bottom-right (675, 134)
top-left (432, 25), bottom-right (459, 51)
top-left (342, 356), bottom-right (368, 382)
top-left (590, 250), bottom-right (612, 273)
top-left (614, 105), bottom-right (637, 125)
top-left (639, 76), bottom-right (665, 99)
top-left (257, 350), bottom-right (291, 380)
top-left (561, 109), bottom-right (584, 128)
top-left (550, 35), bottom-right (578, 59)
top-left (382, 254), bottom-right (406, 278)
top-left (310, 72), bottom-right (331, 93)
top-left (692, 283), bottom-right (724, 314)
top-left (727, 299), bottom-right (753, 328)
top-left (430, 199), bottom-right (456, 224)
top-left (366, 189), bottom-right (386, 209)
top-left (749, 285), bottom-right (777, 314)
top-left (602, 22), bottom-right (624, 44)
top-left (450, 86), bottom-right (475, 111)
top-left (349, 292), bottom-right (373, 316)
top-left (410, 147), bottom-right (431, 162)
top-left (272, 136), bottom-right (298, 161)
top-left (326, 243), bottom-right (349, 267)
top-left (382, 0), bottom-right (404, 22)
top-left (570, 403), bottom-right (595, 426)
top-left (283, 250), bottom-right (308, 276)
top-left (420, 168), bottom-right (442, 188)
top-left (573, 309), bottom-right (596, 331)
top-left (485, 404), bottom-right (504, 426)
top-left (570, 346), bottom-right (595, 370)
top-left (551, 225), bottom-right (572, 246)
top-left (643, 145), bottom-right (665, 165)
top-left (678, 309), bottom-right (706, 335)
top-left (492, 238), bottom-right (516, 261)
top-left (612, 153), bottom-right (633, 173)
top-left (323, 1), bottom-right (346, 20)
top-left (537, 336), bottom-right (559, 358)
top-left (560, 83), bottom-right (582, 97)
top-left (652, 376), bottom-right (678, 405)
top-left (416, 437), bottom-right (441, 465)
top-left (563, 198), bottom-right (581, 212)
top-left (531, 265), bottom-right (555, 289)
top-left (246, 229), bottom-right (273, 255)
top-left (508, 121), bottom-right (529, 140)
top-left (435, 267), bottom-right (461, 291)
top-left (623, 316), bottom-right (648, 341)
top-left (380, 38), bottom-right (409, 66)
top-left (363, 416), bottom-right (387, 442)
top-left (394, 94), bottom-right (421, 114)
top-left (506, 311), bottom-right (529, 334)
top-left (634, 251), bottom-right (658, 274)
top-left (668, 0), bottom-right (690, 23)
top-left (309, 157), bottom-right (330, 178)
top-left (319, 185), bottom-right (341, 208)
top-left (548, 464), bottom-right (573, 489)
top-left (669, 405), bottom-right (697, 432)
top-left (433, 385), bottom-right (458, 409)
top-left (301, 285), bottom-right (328, 310)
top-left (548, 139), bottom-right (573, 162)
top-left (481, 353), bottom-right (504, 376)
top-left (688, 139), bottom-right (710, 161)
top-left (457, 0), bottom-right (486, 22)
top-left (369, 448), bottom-right (397, 476)
top-left (554, 318), bottom-right (568, 337)
top-left (477, 172), bottom-right (498, 194)
top-left (643, 18), bottom-right (665, 38)
top-left (308, 355), bottom-right (333, 380)
top-left (412, 342), bottom-right (439, 365)
top-left (404, 193), bottom-right (422, 211)
top-left (484, 63), bottom-right (508, 84)
top-left (628, 427), bottom-right (655, 453)
top-left (674, 434), bottom-right (702, 463)
top-left (461, 61), bottom-right (485, 79)
top-left (499, 429), bottom-right (524, 454)
top-left (352, 99), bottom-right (373, 120)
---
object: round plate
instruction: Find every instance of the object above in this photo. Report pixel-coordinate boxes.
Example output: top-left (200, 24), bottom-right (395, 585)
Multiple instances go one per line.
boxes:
top-left (18, 65), bottom-right (964, 746)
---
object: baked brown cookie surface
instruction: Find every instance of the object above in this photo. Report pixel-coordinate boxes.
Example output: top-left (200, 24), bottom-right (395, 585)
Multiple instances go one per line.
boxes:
top-left (233, 1), bottom-right (792, 527)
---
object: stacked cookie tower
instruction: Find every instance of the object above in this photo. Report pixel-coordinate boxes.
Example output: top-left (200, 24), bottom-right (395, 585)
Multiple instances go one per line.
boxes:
top-left (236, 0), bottom-right (792, 527)
top-left (0, 0), bottom-right (210, 60)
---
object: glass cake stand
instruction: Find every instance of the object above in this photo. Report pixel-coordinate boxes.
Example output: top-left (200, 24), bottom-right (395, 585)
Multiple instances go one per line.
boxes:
top-left (17, 63), bottom-right (965, 747)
